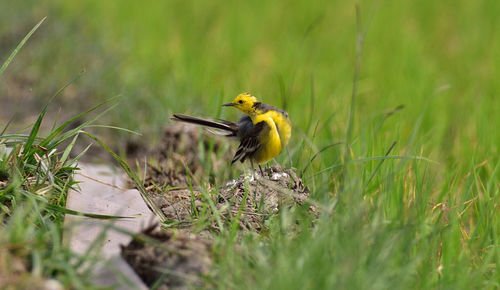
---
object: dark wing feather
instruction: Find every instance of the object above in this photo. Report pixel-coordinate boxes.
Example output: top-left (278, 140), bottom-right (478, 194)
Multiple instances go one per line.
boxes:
top-left (232, 121), bottom-right (268, 164)
top-left (235, 115), bottom-right (254, 139)
top-left (171, 114), bottom-right (238, 136)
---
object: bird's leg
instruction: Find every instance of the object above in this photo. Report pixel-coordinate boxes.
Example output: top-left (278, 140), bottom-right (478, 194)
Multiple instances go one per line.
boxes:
top-left (250, 160), bottom-right (257, 178)
top-left (250, 160), bottom-right (259, 208)
top-left (259, 164), bottom-right (264, 177)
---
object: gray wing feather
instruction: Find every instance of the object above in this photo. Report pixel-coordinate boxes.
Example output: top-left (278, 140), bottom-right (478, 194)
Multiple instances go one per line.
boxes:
top-left (232, 121), bottom-right (268, 164)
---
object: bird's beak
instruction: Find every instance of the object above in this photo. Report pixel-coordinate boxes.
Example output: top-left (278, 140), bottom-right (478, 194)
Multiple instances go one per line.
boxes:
top-left (222, 103), bottom-right (235, 107)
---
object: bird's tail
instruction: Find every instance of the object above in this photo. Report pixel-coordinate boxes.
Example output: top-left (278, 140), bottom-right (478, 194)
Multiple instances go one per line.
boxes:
top-left (170, 114), bottom-right (238, 137)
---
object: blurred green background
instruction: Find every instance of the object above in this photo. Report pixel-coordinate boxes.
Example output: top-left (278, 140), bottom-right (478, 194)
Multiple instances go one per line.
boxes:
top-left (1, 0), bottom-right (498, 170)
top-left (1, 0), bottom-right (498, 288)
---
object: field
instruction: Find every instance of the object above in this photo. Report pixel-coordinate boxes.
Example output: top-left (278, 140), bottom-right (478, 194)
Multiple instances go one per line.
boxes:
top-left (1, 0), bottom-right (499, 288)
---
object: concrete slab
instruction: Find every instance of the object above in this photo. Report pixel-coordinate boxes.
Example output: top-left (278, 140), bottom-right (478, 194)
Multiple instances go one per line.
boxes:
top-left (64, 163), bottom-right (159, 289)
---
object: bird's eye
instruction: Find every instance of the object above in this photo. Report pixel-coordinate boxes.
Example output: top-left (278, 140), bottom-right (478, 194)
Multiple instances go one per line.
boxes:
top-left (238, 100), bottom-right (244, 104)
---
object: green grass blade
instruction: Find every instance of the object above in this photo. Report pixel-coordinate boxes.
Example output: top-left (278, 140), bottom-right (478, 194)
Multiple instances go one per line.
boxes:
top-left (39, 97), bottom-right (113, 148)
top-left (339, 5), bottom-right (364, 193)
top-left (60, 133), bottom-right (79, 165)
top-left (46, 203), bottom-right (136, 219)
top-left (22, 72), bottom-right (85, 157)
top-left (67, 144), bottom-right (92, 167)
top-left (0, 115), bottom-right (16, 136)
top-left (300, 142), bottom-right (343, 177)
top-left (21, 103), bottom-right (48, 156)
top-left (41, 101), bottom-right (118, 154)
top-left (363, 140), bottom-right (397, 188)
top-left (308, 154), bottom-right (437, 179)
top-left (85, 125), bottom-right (141, 135)
top-left (20, 190), bottom-right (133, 219)
top-left (0, 17), bottom-right (46, 76)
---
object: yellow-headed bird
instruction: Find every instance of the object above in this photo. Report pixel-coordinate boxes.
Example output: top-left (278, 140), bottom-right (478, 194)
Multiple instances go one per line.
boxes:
top-left (171, 93), bottom-right (291, 168)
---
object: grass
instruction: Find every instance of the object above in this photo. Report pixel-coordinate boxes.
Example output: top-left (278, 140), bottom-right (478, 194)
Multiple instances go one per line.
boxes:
top-left (0, 20), bottom-right (127, 287)
top-left (0, 98), bottom-right (96, 287)
top-left (1, 0), bottom-right (499, 289)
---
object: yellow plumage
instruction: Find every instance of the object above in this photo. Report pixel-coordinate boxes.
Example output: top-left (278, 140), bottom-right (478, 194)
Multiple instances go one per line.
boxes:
top-left (252, 110), bottom-right (291, 164)
top-left (171, 92), bottom-right (291, 166)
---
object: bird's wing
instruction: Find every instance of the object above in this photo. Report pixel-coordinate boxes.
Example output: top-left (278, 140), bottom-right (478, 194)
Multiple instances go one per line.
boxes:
top-left (232, 121), bottom-right (268, 164)
top-left (171, 114), bottom-right (238, 136)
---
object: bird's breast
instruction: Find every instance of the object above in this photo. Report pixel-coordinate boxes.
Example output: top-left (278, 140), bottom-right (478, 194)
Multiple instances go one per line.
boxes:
top-left (252, 113), bottom-right (279, 163)
top-left (265, 110), bottom-right (292, 149)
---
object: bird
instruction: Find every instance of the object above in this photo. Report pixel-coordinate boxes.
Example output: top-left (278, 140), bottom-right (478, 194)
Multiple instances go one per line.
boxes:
top-left (171, 93), bottom-right (291, 173)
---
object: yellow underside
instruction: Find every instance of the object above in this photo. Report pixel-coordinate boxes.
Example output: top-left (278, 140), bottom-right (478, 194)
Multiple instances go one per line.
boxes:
top-left (251, 110), bottom-right (292, 164)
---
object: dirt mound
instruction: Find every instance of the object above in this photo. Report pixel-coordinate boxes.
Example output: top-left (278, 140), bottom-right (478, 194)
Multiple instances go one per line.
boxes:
top-left (153, 165), bottom-right (310, 231)
top-left (141, 123), bottom-right (229, 191)
top-left (123, 123), bottom-right (312, 287)
top-left (217, 165), bottom-right (310, 231)
top-left (121, 225), bottom-right (212, 289)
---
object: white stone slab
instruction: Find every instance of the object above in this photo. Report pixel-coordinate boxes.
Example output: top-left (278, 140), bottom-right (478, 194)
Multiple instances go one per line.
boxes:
top-left (64, 163), bottom-right (158, 289)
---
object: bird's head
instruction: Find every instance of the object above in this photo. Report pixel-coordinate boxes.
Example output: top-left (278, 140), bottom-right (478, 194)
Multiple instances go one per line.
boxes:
top-left (223, 93), bottom-right (259, 116)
